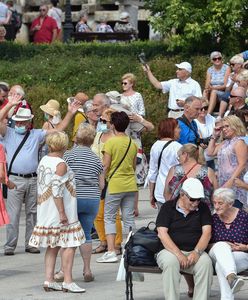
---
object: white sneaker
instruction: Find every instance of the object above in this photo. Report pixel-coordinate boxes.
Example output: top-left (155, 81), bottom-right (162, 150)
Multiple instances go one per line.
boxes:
top-left (62, 282), bottom-right (86, 293)
top-left (96, 251), bottom-right (118, 263)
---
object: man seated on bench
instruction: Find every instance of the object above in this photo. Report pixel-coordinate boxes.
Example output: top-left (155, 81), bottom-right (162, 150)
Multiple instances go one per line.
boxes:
top-left (156, 178), bottom-right (213, 300)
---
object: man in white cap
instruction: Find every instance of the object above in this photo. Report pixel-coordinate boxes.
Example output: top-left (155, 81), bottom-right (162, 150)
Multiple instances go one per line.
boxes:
top-left (0, 94), bottom-right (80, 255)
top-left (143, 62), bottom-right (202, 118)
top-left (156, 178), bottom-right (213, 300)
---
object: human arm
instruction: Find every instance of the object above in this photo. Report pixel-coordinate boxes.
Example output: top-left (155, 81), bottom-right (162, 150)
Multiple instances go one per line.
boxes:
top-left (53, 162), bottom-right (68, 225)
top-left (129, 114), bottom-right (154, 132)
top-left (142, 65), bottom-right (163, 90)
top-left (187, 225), bottom-right (212, 266)
top-left (222, 140), bottom-right (247, 188)
top-left (233, 178), bottom-right (248, 190)
top-left (30, 19), bottom-right (41, 34)
top-left (149, 181), bottom-right (157, 208)
top-left (102, 151), bottom-right (111, 178)
top-left (99, 172), bottom-right (105, 191)
top-left (163, 166), bottom-right (175, 200)
top-left (207, 167), bottom-right (218, 190)
top-left (230, 242), bottom-right (248, 252)
top-left (204, 71), bottom-right (211, 92)
top-left (157, 227), bottom-right (189, 269)
top-left (206, 124), bottom-right (223, 156)
top-left (51, 28), bottom-right (57, 42)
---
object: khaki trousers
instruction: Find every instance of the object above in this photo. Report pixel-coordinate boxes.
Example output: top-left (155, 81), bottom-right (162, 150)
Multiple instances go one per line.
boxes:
top-left (156, 249), bottom-right (213, 300)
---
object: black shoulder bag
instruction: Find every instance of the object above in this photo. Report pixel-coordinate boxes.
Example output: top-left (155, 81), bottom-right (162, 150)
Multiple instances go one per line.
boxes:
top-left (101, 137), bottom-right (132, 199)
top-left (153, 140), bottom-right (174, 202)
top-left (2, 130), bottom-right (30, 198)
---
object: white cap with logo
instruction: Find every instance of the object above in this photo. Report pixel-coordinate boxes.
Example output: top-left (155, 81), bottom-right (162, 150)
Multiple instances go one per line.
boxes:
top-left (175, 62), bottom-right (192, 73)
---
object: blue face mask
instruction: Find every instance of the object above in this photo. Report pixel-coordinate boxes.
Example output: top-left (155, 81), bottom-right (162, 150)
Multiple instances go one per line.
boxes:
top-left (99, 123), bottom-right (109, 133)
top-left (15, 125), bottom-right (27, 135)
top-left (44, 113), bottom-right (50, 121)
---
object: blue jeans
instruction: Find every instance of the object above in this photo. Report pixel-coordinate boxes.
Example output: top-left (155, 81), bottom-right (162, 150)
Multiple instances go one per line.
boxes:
top-left (77, 198), bottom-right (100, 243)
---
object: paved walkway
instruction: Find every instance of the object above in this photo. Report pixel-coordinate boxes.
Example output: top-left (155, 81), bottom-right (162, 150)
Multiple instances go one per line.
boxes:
top-left (0, 188), bottom-right (247, 300)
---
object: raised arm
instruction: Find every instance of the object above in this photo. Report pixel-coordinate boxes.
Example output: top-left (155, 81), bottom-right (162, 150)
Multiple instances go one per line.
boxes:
top-left (143, 65), bottom-right (163, 90)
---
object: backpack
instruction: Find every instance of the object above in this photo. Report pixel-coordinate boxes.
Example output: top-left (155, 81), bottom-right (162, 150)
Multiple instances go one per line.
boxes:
top-left (10, 9), bottom-right (22, 31)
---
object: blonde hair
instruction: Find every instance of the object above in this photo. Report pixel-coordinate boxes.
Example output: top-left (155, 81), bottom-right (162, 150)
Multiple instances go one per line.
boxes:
top-left (237, 69), bottom-right (248, 81)
top-left (46, 131), bottom-right (69, 153)
top-left (222, 115), bottom-right (247, 136)
top-left (76, 123), bottom-right (96, 146)
top-left (102, 108), bottom-right (116, 121)
top-left (200, 97), bottom-right (209, 107)
top-left (122, 73), bottom-right (136, 87)
top-left (177, 143), bottom-right (205, 165)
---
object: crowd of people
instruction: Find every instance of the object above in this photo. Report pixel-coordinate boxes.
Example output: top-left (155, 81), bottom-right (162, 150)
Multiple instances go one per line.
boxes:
top-left (0, 49), bottom-right (248, 298)
top-left (0, 0), bottom-right (137, 43)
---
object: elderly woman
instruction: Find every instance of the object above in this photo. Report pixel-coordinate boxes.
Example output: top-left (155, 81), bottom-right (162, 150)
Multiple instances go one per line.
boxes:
top-left (29, 132), bottom-right (85, 293)
top-left (165, 143), bottom-right (218, 211)
top-left (147, 118), bottom-right (182, 211)
top-left (63, 123), bottom-right (104, 282)
top-left (194, 98), bottom-right (216, 169)
top-left (203, 51), bottom-right (230, 114)
top-left (208, 188), bottom-right (248, 299)
top-left (96, 111), bottom-right (138, 263)
top-left (75, 11), bottom-right (91, 32)
top-left (114, 11), bottom-right (138, 40)
top-left (91, 108), bottom-right (123, 255)
top-left (207, 115), bottom-right (247, 209)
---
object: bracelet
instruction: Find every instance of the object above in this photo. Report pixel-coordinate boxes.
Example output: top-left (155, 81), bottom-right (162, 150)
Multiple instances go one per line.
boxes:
top-left (194, 248), bottom-right (203, 256)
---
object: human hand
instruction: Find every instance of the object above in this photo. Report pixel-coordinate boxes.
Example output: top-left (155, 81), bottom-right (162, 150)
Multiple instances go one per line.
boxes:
top-left (7, 93), bottom-right (22, 107)
top-left (59, 211), bottom-right (69, 226)
top-left (34, 25), bottom-right (41, 31)
top-left (230, 242), bottom-right (247, 252)
top-left (200, 143), bottom-right (208, 149)
top-left (176, 100), bottom-right (185, 107)
top-left (142, 65), bottom-right (150, 73)
top-left (233, 178), bottom-right (246, 189)
top-left (187, 251), bottom-right (200, 266)
top-left (176, 252), bottom-right (189, 269)
top-left (129, 114), bottom-right (143, 123)
top-left (68, 99), bottom-right (81, 114)
top-left (7, 180), bottom-right (16, 189)
top-left (150, 196), bottom-right (157, 209)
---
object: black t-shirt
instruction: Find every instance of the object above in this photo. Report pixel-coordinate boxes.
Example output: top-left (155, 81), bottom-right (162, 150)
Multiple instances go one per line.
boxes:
top-left (156, 199), bottom-right (212, 251)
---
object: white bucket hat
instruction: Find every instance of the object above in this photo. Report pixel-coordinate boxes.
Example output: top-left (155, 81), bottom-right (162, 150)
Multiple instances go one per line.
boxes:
top-left (12, 107), bottom-right (34, 121)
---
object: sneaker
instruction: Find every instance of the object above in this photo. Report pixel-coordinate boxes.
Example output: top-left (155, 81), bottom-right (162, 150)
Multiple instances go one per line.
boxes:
top-left (4, 249), bottom-right (14, 256)
top-left (96, 251), bottom-right (118, 263)
top-left (62, 282), bottom-right (86, 293)
top-left (229, 277), bottom-right (245, 294)
top-left (25, 247), bottom-right (40, 254)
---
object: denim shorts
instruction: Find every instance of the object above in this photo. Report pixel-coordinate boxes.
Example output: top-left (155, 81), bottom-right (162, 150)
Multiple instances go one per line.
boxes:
top-left (77, 198), bottom-right (100, 243)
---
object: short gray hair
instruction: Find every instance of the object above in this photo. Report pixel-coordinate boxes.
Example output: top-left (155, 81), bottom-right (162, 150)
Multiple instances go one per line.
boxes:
top-left (210, 51), bottom-right (222, 60)
top-left (95, 93), bottom-right (111, 107)
top-left (11, 85), bottom-right (25, 97)
top-left (213, 188), bottom-right (235, 205)
top-left (185, 96), bottom-right (201, 105)
top-left (83, 100), bottom-right (93, 113)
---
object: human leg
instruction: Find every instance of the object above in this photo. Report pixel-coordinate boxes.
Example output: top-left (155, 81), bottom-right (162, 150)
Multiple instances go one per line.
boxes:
top-left (61, 247), bottom-right (76, 283)
top-left (156, 249), bottom-right (181, 300)
top-left (45, 246), bottom-right (60, 282)
top-left (4, 175), bottom-right (24, 252)
top-left (24, 177), bottom-right (38, 250)
top-left (207, 90), bottom-right (217, 114)
top-left (120, 192), bottom-right (136, 235)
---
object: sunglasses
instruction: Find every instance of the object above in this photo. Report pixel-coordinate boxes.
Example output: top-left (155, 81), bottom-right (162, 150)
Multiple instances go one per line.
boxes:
top-left (122, 82), bottom-right (128, 85)
top-left (212, 57), bottom-right (222, 61)
top-left (230, 63), bottom-right (235, 67)
top-left (229, 95), bottom-right (237, 98)
top-left (184, 192), bottom-right (202, 202)
top-left (200, 106), bottom-right (208, 111)
top-left (99, 118), bottom-right (108, 124)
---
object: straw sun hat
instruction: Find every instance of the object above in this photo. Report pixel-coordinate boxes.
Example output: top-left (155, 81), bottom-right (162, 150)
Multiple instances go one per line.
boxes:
top-left (40, 99), bottom-right (60, 117)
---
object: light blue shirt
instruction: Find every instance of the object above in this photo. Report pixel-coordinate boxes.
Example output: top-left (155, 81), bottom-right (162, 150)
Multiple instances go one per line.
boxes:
top-left (1, 127), bottom-right (46, 174)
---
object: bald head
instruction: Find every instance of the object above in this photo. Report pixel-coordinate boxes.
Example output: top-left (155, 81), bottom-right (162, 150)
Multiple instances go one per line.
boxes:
top-left (75, 92), bottom-right (89, 105)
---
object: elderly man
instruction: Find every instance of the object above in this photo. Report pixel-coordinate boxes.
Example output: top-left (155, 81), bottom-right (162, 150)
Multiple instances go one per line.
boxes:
top-left (143, 62), bottom-right (202, 118)
top-left (30, 4), bottom-right (57, 44)
top-left (0, 95), bottom-right (80, 255)
top-left (177, 96), bottom-right (202, 145)
top-left (225, 87), bottom-right (248, 117)
top-left (92, 93), bottom-right (111, 132)
top-left (156, 177), bottom-right (213, 300)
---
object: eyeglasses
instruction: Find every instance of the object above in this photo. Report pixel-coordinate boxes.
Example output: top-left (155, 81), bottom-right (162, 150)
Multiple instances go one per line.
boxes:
top-left (39, 8), bottom-right (46, 11)
top-left (200, 106), bottom-right (208, 111)
top-left (184, 192), bottom-right (202, 202)
top-left (212, 57), bottom-right (222, 61)
top-left (122, 82), bottom-right (128, 85)
top-left (99, 118), bottom-right (108, 124)
top-left (229, 95), bottom-right (237, 98)
top-left (230, 63), bottom-right (235, 67)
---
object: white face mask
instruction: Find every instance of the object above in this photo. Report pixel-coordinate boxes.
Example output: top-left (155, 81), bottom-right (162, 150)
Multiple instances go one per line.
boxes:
top-left (15, 125), bottom-right (27, 135)
top-left (99, 123), bottom-right (109, 133)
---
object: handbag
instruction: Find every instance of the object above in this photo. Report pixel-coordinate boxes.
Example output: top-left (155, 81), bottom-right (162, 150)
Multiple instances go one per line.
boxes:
top-left (101, 137), bottom-right (132, 199)
top-left (153, 140), bottom-right (174, 201)
top-left (2, 130), bottom-right (30, 198)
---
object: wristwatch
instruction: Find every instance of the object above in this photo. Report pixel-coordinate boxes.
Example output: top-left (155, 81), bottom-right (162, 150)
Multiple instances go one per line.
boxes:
top-left (194, 248), bottom-right (203, 256)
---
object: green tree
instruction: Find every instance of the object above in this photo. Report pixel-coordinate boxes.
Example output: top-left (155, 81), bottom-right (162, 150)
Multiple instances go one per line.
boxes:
top-left (145, 0), bottom-right (248, 53)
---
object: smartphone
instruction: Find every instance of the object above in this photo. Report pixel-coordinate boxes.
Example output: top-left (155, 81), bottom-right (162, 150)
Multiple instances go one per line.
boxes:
top-left (66, 97), bottom-right (74, 104)
top-left (138, 52), bottom-right (147, 67)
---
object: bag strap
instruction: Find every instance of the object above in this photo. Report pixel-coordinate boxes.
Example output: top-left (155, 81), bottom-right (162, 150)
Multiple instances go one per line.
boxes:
top-left (157, 140), bottom-right (174, 171)
top-left (109, 137), bottom-right (132, 180)
top-left (169, 162), bottom-right (198, 200)
top-left (8, 130), bottom-right (30, 174)
top-left (178, 115), bottom-right (199, 140)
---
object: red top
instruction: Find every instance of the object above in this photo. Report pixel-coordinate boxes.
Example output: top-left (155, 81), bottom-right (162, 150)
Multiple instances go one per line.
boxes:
top-left (31, 16), bottom-right (58, 44)
top-left (0, 98), bottom-right (8, 110)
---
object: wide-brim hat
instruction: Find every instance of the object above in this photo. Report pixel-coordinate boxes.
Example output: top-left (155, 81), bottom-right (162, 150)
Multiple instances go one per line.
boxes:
top-left (106, 91), bottom-right (122, 103)
top-left (12, 107), bottom-right (34, 121)
top-left (181, 178), bottom-right (205, 199)
top-left (40, 99), bottom-right (60, 117)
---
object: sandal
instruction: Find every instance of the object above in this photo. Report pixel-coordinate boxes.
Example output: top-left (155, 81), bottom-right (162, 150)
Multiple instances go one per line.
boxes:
top-left (92, 244), bottom-right (107, 254)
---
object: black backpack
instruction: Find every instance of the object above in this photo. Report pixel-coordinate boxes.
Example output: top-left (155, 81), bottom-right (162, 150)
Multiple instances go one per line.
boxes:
top-left (10, 9), bottom-right (22, 31)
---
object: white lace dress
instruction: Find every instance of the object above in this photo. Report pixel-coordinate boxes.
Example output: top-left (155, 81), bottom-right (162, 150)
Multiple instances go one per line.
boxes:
top-left (29, 156), bottom-right (85, 248)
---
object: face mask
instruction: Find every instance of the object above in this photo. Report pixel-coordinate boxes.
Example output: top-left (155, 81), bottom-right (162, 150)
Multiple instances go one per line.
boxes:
top-left (99, 123), bottom-right (109, 133)
top-left (44, 113), bottom-right (50, 121)
top-left (15, 125), bottom-right (27, 135)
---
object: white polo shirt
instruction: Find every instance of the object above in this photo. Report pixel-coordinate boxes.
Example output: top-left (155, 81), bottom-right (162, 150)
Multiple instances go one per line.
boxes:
top-left (161, 77), bottom-right (202, 110)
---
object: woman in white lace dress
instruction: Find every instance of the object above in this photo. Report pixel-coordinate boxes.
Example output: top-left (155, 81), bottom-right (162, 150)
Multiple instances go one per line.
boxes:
top-left (29, 132), bottom-right (86, 293)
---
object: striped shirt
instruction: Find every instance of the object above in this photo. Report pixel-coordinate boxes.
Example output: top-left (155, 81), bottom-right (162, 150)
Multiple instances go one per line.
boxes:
top-left (63, 146), bottom-right (103, 199)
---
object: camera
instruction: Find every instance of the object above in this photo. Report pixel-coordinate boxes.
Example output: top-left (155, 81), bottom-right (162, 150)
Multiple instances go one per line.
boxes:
top-left (196, 137), bottom-right (211, 146)
top-left (138, 51), bottom-right (147, 66)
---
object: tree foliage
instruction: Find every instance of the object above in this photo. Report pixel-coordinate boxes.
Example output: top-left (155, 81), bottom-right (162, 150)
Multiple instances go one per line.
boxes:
top-left (145, 0), bottom-right (248, 53)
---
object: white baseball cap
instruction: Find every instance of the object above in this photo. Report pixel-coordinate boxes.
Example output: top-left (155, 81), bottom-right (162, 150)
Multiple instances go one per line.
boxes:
top-left (175, 62), bottom-right (192, 73)
top-left (181, 178), bottom-right (205, 199)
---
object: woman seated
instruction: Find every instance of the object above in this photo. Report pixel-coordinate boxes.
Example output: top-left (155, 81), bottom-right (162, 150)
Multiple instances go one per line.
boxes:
top-left (164, 143), bottom-right (218, 211)
top-left (75, 11), bottom-right (91, 33)
top-left (208, 188), bottom-right (248, 300)
top-left (203, 51), bottom-right (230, 115)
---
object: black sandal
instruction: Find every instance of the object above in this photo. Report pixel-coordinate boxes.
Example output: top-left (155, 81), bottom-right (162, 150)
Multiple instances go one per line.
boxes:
top-left (92, 244), bottom-right (108, 254)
